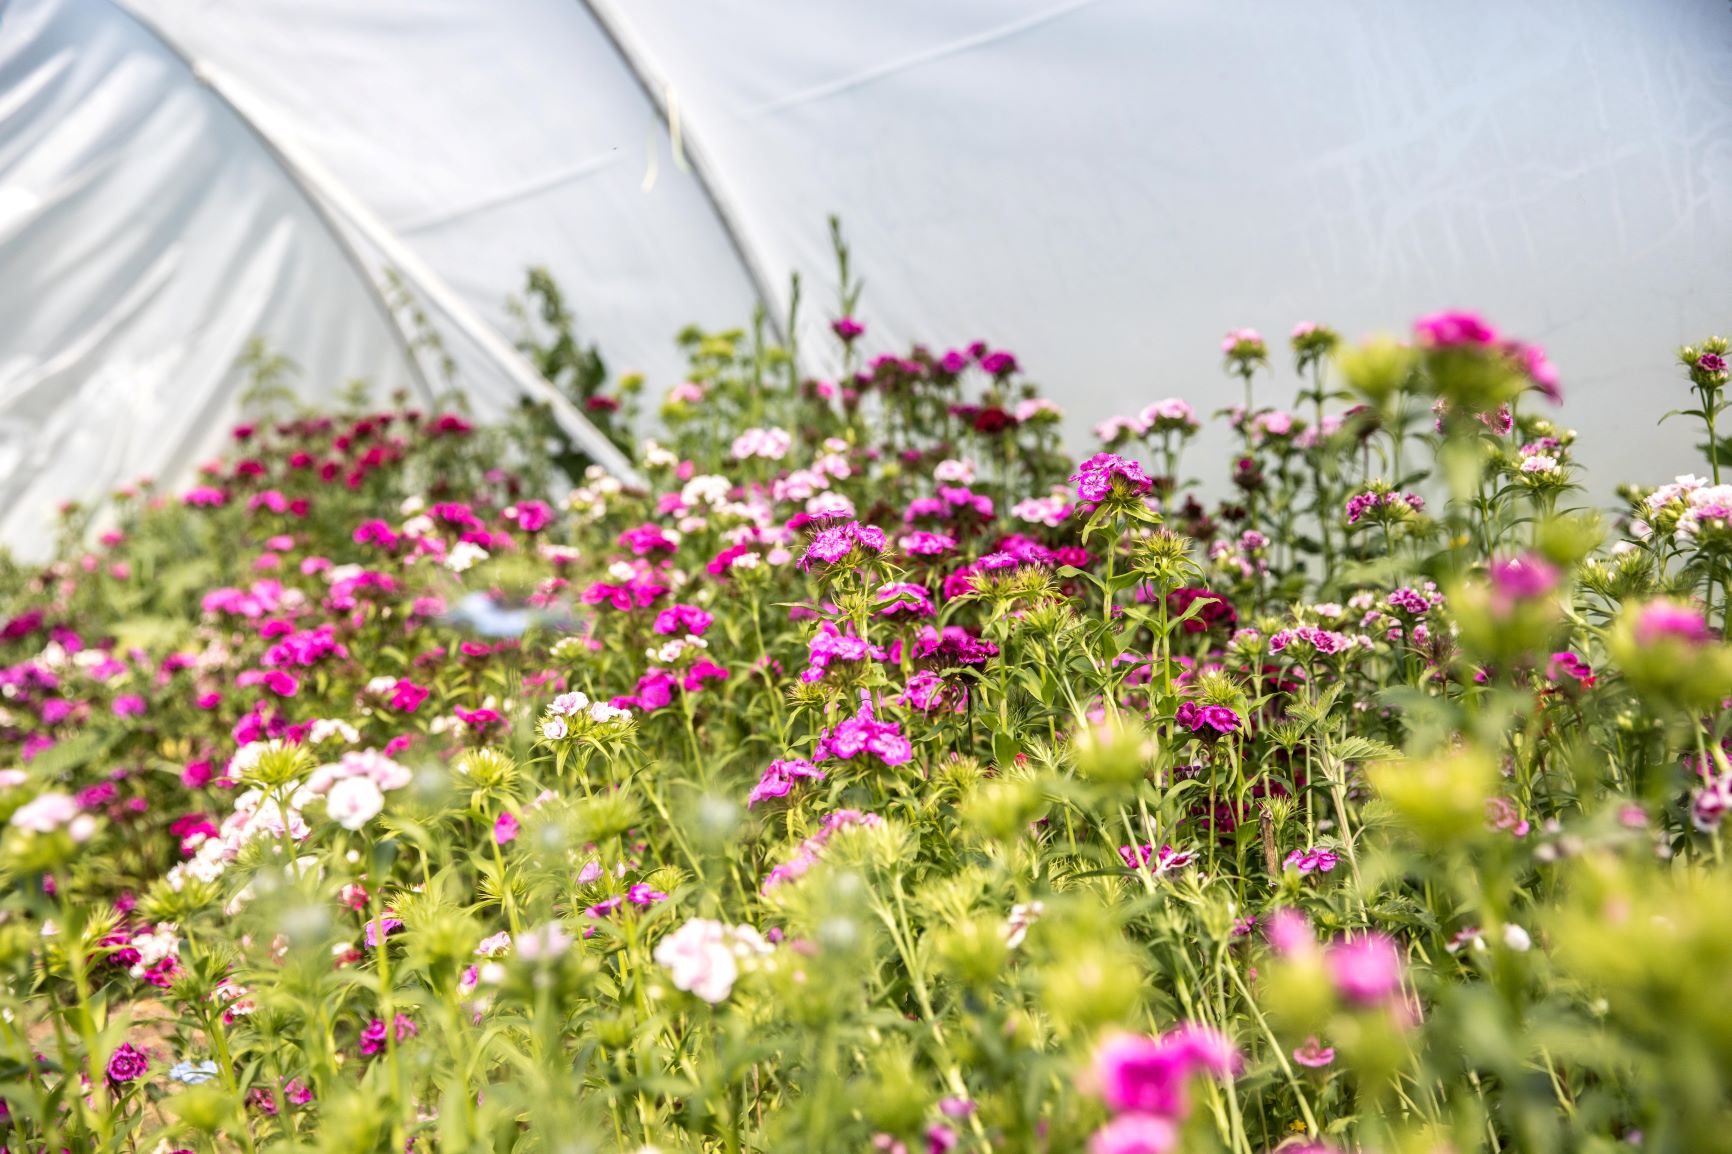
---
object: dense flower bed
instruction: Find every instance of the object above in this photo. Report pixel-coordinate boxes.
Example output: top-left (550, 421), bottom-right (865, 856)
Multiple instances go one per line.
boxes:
top-left (2, 270), bottom-right (1732, 1154)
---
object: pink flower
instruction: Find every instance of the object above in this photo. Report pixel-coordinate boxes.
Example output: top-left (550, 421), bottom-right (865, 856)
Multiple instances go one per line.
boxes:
top-left (494, 811), bottom-right (520, 845)
top-left (1487, 554), bottom-right (1559, 604)
top-left (1265, 909), bottom-right (1315, 957)
top-left (1292, 1036), bottom-right (1334, 1068)
top-left (1633, 600), bottom-right (1713, 646)
top-left (653, 604), bottom-right (713, 636)
top-left (748, 759), bottom-right (826, 807)
top-left (1326, 932), bottom-right (1404, 1005)
top-left (1088, 1113), bottom-right (1178, 1154)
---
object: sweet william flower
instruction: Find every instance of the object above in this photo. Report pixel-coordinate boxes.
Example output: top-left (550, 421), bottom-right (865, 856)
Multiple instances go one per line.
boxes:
top-left (387, 678), bottom-right (430, 712)
top-left (653, 918), bottom-right (772, 1003)
top-left (1090, 1026), bottom-right (1237, 1119)
top-left (1088, 1113), bottom-right (1177, 1154)
top-left (1174, 700), bottom-right (1241, 737)
top-left (10, 792), bottom-right (80, 833)
top-left (748, 758), bottom-right (826, 806)
top-left (359, 1014), bottom-right (417, 1056)
top-left (325, 776), bottom-right (385, 830)
top-left (1292, 1036), bottom-right (1334, 1068)
top-left (1326, 931), bottom-right (1404, 1005)
top-left (105, 1042), bottom-right (149, 1084)
top-left (1071, 453), bottom-right (1153, 503)
top-left (798, 520), bottom-right (888, 571)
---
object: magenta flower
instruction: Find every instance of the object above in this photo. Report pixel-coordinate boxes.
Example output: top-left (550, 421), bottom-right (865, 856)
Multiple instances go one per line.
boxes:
top-left (1698, 352), bottom-right (1727, 374)
top-left (508, 500), bottom-right (554, 533)
top-left (798, 521), bottom-right (888, 571)
top-left (105, 1042), bottom-right (149, 1084)
top-left (352, 519), bottom-right (401, 550)
top-left (1414, 310), bottom-right (1498, 348)
top-left (812, 709), bottom-right (913, 767)
top-left (876, 582), bottom-right (935, 619)
top-left (359, 1014), bottom-right (417, 1057)
top-left (618, 523), bottom-right (679, 557)
top-left (1071, 453), bottom-right (1154, 503)
top-left (1090, 1026), bottom-right (1237, 1120)
top-left (831, 317), bottom-right (865, 342)
top-left (1326, 931), bottom-right (1403, 1005)
top-left (363, 916), bottom-right (404, 949)
top-left (1174, 701), bottom-right (1241, 738)
top-left (748, 758), bottom-right (827, 807)
top-left (1633, 600), bottom-right (1713, 646)
top-left (388, 678), bottom-right (430, 712)
top-left (494, 811), bottom-right (520, 845)
top-left (1283, 847), bottom-right (1339, 875)
top-left (653, 603), bottom-right (713, 636)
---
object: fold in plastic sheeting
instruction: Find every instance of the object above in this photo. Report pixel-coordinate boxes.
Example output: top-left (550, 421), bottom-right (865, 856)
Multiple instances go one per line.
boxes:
top-left (0, 0), bottom-right (416, 557)
top-left (118, 0), bottom-right (767, 408)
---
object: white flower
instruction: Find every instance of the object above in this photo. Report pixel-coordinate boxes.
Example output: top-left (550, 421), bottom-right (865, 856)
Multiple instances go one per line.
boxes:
top-left (401, 514), bottom-right (435, 538)
top-left (10, 792), bottom-right (79, 833)
top-left (806, 492), bottom-right (855, 518)
top-left (1519, 454), bottom-right (1558, 474)
top-left (548, 692), bottom-right (591, 716)
top-left (128, 924), bottom-right (181, 977)
top-left (653, 918), bottom-right (772, 1004)
top-left (1501, 923), bottom-right (1532, 952)
top-left (325, 776), bottom-right (385, 831)
top-left (729, 551), bottom-right (763, 572)
top-left (515, 923), bottom-right (573, 961)
top-left (1004, 901), bottom-right (1045, 949)
top-left (399, 494), bottom-right (426, 516)
top-left (446, 541), bottom-right (489, 573)
top-left (934, 458), bottom-right (976, 484)
top-left (475, 931), bottom-right (513, 957)
top-left (308, 719), bottom-right (360, 745)
top-left (541, 716), bottom-right (569, 740)
top-left (0, 769), bottom-right (26, 788)
top-left (641, 440), bottom-right (679, 469)
top-left (681, 475), bottom-right (732, 507)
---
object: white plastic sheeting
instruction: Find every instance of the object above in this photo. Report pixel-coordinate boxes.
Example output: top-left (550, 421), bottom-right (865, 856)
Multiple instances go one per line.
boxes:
top-left (2, 0), bottom-right (1730, 557)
